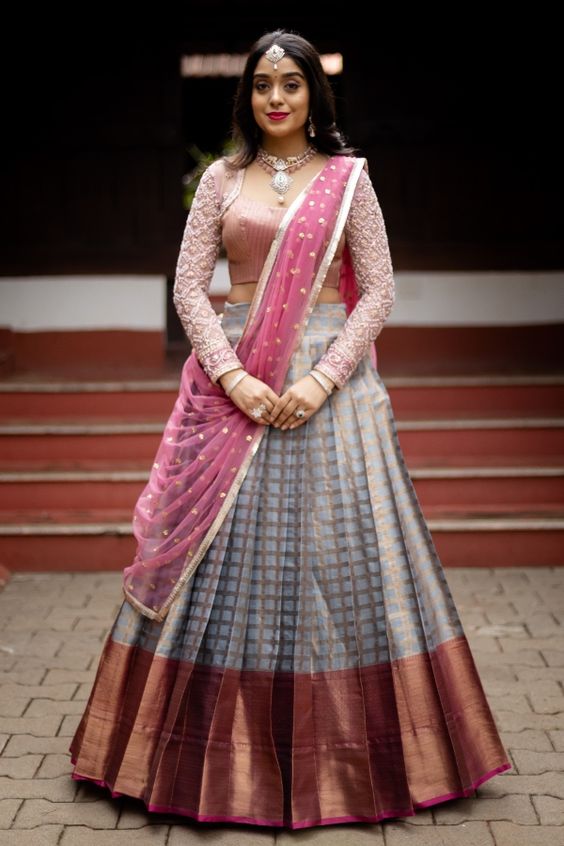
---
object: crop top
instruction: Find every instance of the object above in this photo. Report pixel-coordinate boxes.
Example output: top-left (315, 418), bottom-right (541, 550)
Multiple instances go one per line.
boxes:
top-left (172, 156), bottom-right (395, 390)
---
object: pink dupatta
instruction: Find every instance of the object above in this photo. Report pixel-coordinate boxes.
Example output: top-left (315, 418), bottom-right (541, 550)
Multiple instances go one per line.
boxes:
top-left (123, 154), bottom-right (366, 621)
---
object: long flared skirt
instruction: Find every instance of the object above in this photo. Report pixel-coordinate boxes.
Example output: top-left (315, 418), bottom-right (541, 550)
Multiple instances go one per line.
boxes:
top-left (68, 300), bottom-right (511, 829)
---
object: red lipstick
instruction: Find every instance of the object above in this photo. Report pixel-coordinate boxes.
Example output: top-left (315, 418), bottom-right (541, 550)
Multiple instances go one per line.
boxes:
top-left (267, 112), bottom-right (289, 121)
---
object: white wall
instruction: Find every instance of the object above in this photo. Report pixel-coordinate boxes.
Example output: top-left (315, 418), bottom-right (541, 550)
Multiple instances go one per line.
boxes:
top-left (390, 270), bottom-right (564, 325)
top-left (1, 267), bottom-right (562, 331)
top-left (0, 276), bottom-right (166, 331)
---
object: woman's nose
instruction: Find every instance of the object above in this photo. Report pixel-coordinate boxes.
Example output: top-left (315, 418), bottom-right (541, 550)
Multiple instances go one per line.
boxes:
top-left (269, 86), bottom-right (284, 106)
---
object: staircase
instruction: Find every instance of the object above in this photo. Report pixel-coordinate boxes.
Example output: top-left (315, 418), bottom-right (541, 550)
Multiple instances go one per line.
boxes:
top-left (0, 371), bottom-right (563, 573)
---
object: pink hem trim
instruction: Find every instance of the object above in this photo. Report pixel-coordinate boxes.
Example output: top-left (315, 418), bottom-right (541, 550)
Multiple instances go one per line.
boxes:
top-left (69, 751), bottom-right (512, 829)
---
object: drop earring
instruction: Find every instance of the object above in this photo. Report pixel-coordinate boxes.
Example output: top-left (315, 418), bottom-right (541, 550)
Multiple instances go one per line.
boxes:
top-left (307, 115), bottom-right (316, 138)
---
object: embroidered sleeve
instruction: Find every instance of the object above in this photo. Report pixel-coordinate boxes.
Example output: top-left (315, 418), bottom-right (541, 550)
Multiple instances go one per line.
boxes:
top-left (312, 167), bottom-right (396, 389)
top-left (172, 165), bottom-right (244, 383)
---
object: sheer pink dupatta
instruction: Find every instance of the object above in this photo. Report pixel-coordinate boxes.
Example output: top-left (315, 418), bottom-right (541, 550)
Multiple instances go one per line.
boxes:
top-left (122, 155), bottom-right (366, 621)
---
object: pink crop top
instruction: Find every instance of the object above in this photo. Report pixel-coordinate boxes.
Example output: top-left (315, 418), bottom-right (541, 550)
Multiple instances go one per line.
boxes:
top-left (222, 194), bottom-right (344, 288)
top-left (173, 156), bottom-right (395, 390)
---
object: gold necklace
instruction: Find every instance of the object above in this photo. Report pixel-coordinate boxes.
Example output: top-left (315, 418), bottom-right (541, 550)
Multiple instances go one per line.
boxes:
top-left (256, 145), bottom-right (317, 204)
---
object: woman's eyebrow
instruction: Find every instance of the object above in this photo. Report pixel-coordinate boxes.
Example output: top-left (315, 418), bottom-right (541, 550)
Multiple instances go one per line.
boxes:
top-left (253, 71), bottom-right (305, 79)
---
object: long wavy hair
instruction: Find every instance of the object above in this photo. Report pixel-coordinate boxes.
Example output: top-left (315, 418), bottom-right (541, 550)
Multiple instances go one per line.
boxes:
top-left (228, 29), bottom-right (355, 169)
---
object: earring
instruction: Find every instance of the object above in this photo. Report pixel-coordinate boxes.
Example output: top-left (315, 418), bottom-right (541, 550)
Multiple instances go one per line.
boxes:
top-left (307, 115), bottom-right (316, 138)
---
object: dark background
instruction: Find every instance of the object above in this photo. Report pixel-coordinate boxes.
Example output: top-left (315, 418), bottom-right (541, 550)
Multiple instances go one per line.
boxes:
top-left (1, 8), bottom-right (561, 301)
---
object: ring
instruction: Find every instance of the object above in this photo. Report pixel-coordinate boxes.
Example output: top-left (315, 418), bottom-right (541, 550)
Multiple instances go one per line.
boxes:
top-left (250, 403), bottom-right (267, 419)
top-left (294, 408), bottom-right (306, 418)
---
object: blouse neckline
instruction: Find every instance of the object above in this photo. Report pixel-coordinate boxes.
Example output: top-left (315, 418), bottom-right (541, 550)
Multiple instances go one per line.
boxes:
top-left (234, 194), bottom-right (287, 211)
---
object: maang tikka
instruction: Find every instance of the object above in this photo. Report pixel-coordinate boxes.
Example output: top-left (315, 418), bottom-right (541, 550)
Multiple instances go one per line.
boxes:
top-left (265, 44), bottom-right (285, 70)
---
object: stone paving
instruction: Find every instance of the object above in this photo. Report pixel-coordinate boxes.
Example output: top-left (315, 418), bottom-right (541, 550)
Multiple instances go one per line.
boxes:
top-left (0, 566), bottom-right (563, 845)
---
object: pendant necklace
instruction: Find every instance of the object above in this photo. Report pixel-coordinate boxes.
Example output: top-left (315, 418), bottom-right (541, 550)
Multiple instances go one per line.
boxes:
top-left (256, 145), bottom-right (317, 204)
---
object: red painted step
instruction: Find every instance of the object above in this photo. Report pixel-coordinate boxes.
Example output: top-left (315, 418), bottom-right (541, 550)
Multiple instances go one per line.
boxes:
top-left (1, 375), bottom-right (564, 420)
top-left (1, 418), bottom-right (562, 465)
top-left (1, 465), bottom-right (563, 511)
top-left (1, 372), bottom-right (563, 571)
top-left (0, 508), bottom-right (562, 571)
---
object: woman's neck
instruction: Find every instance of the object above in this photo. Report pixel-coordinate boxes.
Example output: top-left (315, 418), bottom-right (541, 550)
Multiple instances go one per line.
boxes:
top-left (259, 134), bottom-right (311, 160)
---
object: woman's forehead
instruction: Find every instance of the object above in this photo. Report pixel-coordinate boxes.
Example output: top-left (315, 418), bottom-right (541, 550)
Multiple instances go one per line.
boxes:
top-left (254, 54), bottom-right (303, 77)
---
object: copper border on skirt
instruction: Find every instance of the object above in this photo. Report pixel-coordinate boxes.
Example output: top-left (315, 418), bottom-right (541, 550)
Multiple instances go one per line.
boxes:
top-left (68, 633), bottom-right (511, 828)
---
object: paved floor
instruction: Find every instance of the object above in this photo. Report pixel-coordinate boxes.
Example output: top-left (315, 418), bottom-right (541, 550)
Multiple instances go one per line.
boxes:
top-left (0, 567), bottom-right (563, 845)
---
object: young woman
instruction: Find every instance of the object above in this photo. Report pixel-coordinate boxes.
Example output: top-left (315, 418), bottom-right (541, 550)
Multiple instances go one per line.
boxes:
top-left (69, 29), bottom-right (511, 829)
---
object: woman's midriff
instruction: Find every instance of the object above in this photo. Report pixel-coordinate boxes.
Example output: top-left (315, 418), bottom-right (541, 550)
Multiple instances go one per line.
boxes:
top-left (226, 282), bottom-right (343, 305)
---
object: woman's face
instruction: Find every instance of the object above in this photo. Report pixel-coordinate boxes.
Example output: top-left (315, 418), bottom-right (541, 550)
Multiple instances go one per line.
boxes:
top-left (251, 54), bottom-right (310, 146)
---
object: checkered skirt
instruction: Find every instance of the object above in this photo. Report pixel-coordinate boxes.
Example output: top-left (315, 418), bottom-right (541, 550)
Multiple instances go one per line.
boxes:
top-left (68, 300), bottom-right (511, 828)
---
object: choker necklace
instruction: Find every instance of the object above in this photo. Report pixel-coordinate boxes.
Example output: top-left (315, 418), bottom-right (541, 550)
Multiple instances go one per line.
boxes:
top-left (256, 145), bottom-right (317, 204)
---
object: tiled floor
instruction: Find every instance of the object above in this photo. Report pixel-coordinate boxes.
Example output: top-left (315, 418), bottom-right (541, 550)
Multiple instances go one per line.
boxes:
top-left (0, 567), bottom-right (563, 845)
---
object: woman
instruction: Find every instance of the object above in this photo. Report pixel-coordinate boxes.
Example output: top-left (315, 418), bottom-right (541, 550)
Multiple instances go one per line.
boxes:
top-left (68, 29), bottom-right (511, 829)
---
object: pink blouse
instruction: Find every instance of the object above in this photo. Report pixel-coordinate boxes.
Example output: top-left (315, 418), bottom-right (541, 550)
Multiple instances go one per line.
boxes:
top-left (172, 156), bottom-right (395, 390)
top-left (222, 194), bottom-right (344, 288)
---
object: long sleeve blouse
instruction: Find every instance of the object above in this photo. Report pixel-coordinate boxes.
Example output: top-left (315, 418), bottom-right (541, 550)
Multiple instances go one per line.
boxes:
top-left (172, 157), bottom-right (395, 389)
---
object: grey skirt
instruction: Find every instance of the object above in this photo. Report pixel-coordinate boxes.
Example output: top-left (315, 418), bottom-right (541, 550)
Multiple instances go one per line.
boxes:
top-left (69, 299), bottom-right (511, 829)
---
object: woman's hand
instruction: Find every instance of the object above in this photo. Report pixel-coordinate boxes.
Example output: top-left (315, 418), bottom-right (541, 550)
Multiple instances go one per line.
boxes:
top-left (223, 371), bottom-right (280, 426)
top-left (269, 375), bottom-right (330, 430)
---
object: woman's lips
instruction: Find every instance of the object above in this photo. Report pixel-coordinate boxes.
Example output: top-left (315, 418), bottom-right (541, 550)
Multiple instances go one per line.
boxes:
top-left (267, 113), bottom-right (289, 121)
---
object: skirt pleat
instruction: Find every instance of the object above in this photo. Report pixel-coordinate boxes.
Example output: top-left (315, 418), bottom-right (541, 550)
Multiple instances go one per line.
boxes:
top-left (69, 300), bottom-right (512, 828)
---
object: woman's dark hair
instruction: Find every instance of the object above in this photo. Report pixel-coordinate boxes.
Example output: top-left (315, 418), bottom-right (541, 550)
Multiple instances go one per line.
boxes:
top-left (228, 29), bottom-right (355, 168)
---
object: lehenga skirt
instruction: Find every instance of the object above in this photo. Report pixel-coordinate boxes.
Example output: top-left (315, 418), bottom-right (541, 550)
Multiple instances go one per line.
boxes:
top-left (68, 300), bottom-right (512, 829)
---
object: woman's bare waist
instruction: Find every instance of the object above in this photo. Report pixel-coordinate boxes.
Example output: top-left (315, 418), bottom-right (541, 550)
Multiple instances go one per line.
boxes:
top-left (226, 282), bottom-right (343, 304)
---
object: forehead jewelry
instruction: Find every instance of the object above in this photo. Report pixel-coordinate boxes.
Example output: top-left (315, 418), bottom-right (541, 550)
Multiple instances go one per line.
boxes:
top-left (265, 44), bottom-right (285, 70)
